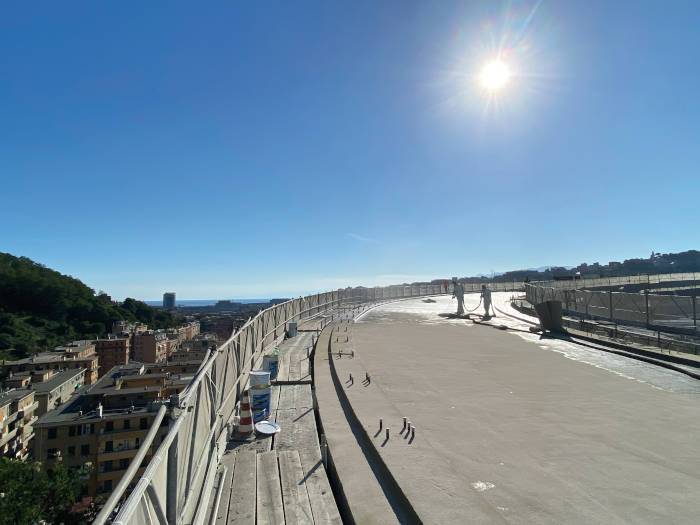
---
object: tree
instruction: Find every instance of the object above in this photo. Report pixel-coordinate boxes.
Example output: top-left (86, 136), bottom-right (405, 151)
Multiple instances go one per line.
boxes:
top-left (0, 458), bottom-right (91, 524)
top-left (0, 252), bottom-right (181, 358)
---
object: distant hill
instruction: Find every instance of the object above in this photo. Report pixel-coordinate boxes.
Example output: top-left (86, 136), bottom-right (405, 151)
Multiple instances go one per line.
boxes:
top-left (0, 253), bottom-right (180, 359)
top-left (427, 250), bottom-right (700, 285)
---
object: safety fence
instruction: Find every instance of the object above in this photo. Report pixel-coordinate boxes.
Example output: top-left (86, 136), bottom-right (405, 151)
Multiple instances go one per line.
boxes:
top-left (531, 272), bottom-right (700, 291)
top-left (102, 281), bottom-right (481, 525)
top-left (525, 277), bottom-right (699, 333)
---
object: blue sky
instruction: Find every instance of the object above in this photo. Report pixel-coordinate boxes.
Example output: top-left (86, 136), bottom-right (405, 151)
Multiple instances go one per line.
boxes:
top-left (1, 1), bottom-right (698, 299)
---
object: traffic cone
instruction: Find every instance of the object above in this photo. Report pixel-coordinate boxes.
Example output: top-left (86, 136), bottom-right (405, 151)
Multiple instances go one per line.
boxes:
top-left (234, 390), bottom-right (254, 440)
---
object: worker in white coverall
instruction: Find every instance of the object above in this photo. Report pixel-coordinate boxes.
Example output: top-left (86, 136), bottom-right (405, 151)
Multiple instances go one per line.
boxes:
top-left (452, 278), bottom-right (465, 316)
top-left (481, 284), bottom-right (492, 318)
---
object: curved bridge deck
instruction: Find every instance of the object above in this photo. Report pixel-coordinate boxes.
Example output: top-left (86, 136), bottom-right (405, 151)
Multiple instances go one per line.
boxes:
top-left (318, 295), bottom-right (700, 524)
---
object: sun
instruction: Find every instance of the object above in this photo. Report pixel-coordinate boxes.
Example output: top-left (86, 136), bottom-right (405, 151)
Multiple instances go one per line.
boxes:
top-left (479, 60), bottom-right (511, 91)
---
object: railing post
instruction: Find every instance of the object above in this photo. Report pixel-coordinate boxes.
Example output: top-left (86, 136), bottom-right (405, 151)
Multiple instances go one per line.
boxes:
top-left (645, 289), bottom-right (650, 328)
top-left (167, 430), bottom-right (179, 524)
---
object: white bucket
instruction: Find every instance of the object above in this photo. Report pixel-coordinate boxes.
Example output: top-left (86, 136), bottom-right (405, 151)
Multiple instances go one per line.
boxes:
top-left (249, 370), bottom-right (271, 388)
top-left (287, 321), bottom-right (298, 338)
top-left (263, 353), bottom-right (279, 380)
top-left (250, 386), bottom-right (272, 423)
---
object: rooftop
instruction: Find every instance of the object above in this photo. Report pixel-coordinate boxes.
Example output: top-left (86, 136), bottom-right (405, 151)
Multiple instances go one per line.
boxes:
top-left (35, 391), bottom-right (161, 427)
top-left (0, 388), bottom-right (34, 408)
top-left (30, 368), bottom-right (85, 393)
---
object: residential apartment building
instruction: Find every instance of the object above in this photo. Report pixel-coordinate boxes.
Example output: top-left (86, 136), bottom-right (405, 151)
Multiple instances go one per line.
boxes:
top-left (170, 333), bottom-right (218, 363)
top-left (0, 389), bottom-right (38, 460)
top-left (0, 340), bottom-right (99, 385)
top-left (33, 362), bottom-right (191, 495)
top-left (31, 368), bottom-right (86, 416)
top-left (183, 320), bottom-right (200, 340)
top-left (133, 331), bottom-right (169, 363)
top-left (94, 336), bottom-right (130, 377)
top-left (111, 320), bottom-right (148, 336)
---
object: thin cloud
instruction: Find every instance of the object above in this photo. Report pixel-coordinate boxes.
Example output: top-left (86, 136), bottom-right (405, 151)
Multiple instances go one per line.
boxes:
top-left (346, 232), bottom-right (379, 244)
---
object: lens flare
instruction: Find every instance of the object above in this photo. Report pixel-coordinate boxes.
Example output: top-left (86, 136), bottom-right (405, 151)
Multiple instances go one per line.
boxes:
top-left (479, 60), bottom-right (511, 91)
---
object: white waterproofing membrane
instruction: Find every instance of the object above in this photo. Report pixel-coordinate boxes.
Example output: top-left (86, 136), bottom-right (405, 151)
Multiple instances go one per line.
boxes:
top-left (359, 293), bottom-right (700, 395)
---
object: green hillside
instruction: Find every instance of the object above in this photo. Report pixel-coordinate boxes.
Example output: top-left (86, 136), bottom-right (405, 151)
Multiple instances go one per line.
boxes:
top-left (0, 253), bottom-right (179, 360)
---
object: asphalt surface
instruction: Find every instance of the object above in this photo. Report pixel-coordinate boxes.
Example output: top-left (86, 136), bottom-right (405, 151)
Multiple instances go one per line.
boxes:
top-left (343, 295), bottom-right (700, 524)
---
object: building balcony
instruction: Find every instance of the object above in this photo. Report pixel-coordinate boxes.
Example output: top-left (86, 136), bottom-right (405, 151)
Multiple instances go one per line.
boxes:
top-left (18, 401), bottom-right (39, 418)
top-left (2, 412), bottom-right (18, 426)
top-left (0, 427), bottom-right (18, 447)
top-left (99, 446), bottom-right (142, 461)
top-left (18, 431), bottom-right (35, 445)
top-left (99, 427), bottom-right (151, 440)
top-left (97, 465), bottom-right (147, 483)
top-left (20, 415), bottom-right (38, 429)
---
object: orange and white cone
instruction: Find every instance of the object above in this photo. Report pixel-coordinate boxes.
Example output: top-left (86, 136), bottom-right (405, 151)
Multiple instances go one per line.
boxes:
top-left (235, 390), bottom-right (254, 439)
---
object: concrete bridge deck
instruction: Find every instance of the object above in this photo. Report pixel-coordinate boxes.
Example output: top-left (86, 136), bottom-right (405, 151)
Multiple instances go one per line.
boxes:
top-left (318, 295), bottom-right (700, 524)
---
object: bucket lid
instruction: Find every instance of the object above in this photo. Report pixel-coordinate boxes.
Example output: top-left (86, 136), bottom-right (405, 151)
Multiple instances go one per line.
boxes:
top-left (255, 421), bottom-right (281, 435)
top-left (250, 370), bottom-right (271, 386)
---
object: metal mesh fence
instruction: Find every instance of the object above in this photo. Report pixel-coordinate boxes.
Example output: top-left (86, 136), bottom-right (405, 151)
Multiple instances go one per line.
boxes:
top-left (525, 273), bottom-right (699, 333)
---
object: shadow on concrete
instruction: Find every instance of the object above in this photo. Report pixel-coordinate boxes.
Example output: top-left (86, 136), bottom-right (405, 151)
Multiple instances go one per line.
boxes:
top-left (326, 327), bottom-right (423, 524)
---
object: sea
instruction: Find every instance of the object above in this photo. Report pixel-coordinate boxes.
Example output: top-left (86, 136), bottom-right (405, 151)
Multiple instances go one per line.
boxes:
top-left (145, 299), bottom-right (273, 307)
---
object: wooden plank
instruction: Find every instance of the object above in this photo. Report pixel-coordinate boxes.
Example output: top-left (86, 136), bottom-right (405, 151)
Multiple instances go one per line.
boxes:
top-left (276, 352), bottom-right (290, 383)
top-left (278, 385), bottom-right (313, 411)
top-left (289, 349), bottom-right (302, 382)
top-left (297, 384), bottom-right (313, 409)
top-left (213, 452), bottom-right (236, 524)
top-left (298, 453), bottom-right (342, 525)
top-left (299, 351), bottom-right (311, 383)
top-left (274, 408), bottom-right (321, 463)
top-left (278, 450), bottom-right (314, 525)
top-left (256, 451), bottom-right (285, 525)
top-left (275, 407), bottom-right (341, 524)
top-left (227, 450), bottom-right (256, 525)
top-left (269, 385), bottom-right (281, 414)
top-left (277, 384), bottom-right (295, 411)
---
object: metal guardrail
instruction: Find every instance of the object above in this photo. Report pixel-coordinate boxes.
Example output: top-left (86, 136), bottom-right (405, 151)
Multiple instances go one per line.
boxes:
top-left (525, 273), bottom-right (699, 333)
top-left (530, 272), bottom-right (700, 290)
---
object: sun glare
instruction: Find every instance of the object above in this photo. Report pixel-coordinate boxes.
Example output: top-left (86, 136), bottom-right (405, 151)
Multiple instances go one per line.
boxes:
top-left (479, 60), bottom-right (511, 91)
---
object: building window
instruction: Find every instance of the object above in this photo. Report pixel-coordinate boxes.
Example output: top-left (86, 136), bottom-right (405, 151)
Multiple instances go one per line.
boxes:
top-left (105, 441), bottom-right (113, 452)
top-left (47, 448), bottom-right (57, 460)
top-left (103, 479), bottom-right (112, 493)
top-left (48, 428), bottom-right (57, 439)
top-left (67, 446), bottom-right (76, 457)
top-left (102, 461), bottom-right (113, 472)
top-left (135, 437), bottom-right (140, 449)
top-left (69, 426), bottom-right (76, 437)
top-left (80, 444), bottom-right (90, 456)
top-left (119, 458), bottom-right (129, 470)
top-left (139, 418), bottom-right (148, 430)
top-left (105, 421), bottom-right (114, 432)
top-left (123, 419), bottom-right (130, 430)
